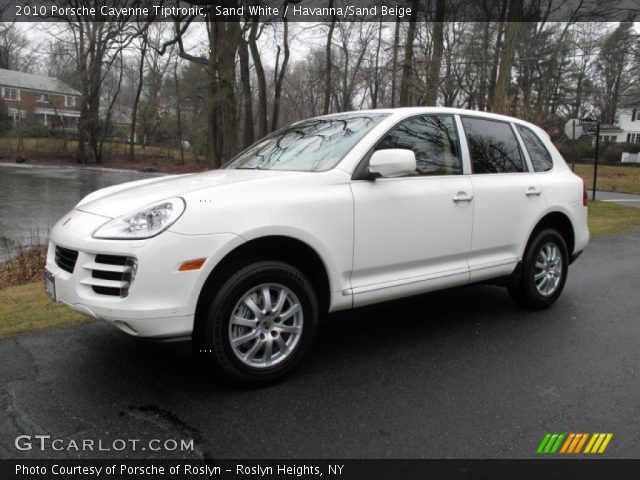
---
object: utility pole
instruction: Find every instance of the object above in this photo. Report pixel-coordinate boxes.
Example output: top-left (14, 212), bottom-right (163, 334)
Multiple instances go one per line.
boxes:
top-left (592, 121), bottom-right (600, 202)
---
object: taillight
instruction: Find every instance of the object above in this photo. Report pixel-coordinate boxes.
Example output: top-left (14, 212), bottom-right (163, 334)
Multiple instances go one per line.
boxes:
top-left (582, 180), bottom-right (588, 206)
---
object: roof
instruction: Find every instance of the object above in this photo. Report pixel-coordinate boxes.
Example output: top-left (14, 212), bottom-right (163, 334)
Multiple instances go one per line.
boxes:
top-left (620, 94), bottom-right (640, 109)
top-left (101, 104), bottom-right (134, 125)
top-left (599, 125), bottom-right (623, 132)
top-left (0, 69), bottom-right (80, 96)
top-left (307, 107), bottom-right (550, 137)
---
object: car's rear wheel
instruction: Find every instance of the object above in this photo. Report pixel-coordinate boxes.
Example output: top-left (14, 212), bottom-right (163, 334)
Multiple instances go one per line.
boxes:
top-left (197, 260), bottom-right (318, 386)
top-left (508, 228), bottom-right (569, 309)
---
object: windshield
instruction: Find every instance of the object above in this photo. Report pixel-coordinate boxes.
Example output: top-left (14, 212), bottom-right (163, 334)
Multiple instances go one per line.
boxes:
top-left (225, 113), bottom-right (388, 171)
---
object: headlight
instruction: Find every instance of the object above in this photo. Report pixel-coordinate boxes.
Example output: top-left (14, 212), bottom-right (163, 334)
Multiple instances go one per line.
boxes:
top-left (93, 198), bottom-right (185, 239)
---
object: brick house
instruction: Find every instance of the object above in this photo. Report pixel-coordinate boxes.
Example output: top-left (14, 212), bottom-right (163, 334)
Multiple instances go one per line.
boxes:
top-left (0, 68), bottom-right (81, 131)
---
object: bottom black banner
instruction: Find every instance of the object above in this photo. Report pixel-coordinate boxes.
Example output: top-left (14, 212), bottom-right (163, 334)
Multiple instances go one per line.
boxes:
top-left (3, 459), bottom-right (640, 480)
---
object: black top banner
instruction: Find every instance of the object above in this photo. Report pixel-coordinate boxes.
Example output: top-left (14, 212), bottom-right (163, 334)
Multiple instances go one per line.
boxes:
top-left (2, 0), bottom-right (639, 22)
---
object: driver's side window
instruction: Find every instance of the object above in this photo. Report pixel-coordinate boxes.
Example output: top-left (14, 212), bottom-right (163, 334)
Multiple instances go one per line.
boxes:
top-left (376, 115), bottom-right (462, 176)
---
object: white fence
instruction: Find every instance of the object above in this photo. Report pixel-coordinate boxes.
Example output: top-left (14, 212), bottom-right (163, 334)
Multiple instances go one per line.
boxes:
top-left (621, 152), bottom-right (640, 164)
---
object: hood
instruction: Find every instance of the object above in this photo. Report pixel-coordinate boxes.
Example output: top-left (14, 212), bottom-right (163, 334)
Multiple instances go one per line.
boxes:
top-left (76, 169), bottom-right (306, 218)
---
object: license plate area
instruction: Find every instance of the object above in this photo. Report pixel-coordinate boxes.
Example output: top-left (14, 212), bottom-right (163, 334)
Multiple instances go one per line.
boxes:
top-left (45, 269), bottom-right (57, 301)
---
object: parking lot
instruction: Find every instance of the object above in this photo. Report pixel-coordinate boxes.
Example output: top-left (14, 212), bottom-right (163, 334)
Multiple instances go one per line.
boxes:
top-left (1, 233), bottom-right (639, 459)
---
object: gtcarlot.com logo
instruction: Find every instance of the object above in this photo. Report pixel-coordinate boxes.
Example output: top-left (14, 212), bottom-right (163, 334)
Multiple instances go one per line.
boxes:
top-left (537, 433), bottom-right (613, 455)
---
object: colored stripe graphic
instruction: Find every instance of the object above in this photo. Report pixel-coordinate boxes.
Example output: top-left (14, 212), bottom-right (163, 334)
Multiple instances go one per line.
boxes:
top-left (537, 433), bottom-right (565, 454)
top-left (538, 433), bottom-right (613, 454)
top-left (559, 433), bottom-right (575, 453)
top-left (584, 433), bottom-right (613, 454)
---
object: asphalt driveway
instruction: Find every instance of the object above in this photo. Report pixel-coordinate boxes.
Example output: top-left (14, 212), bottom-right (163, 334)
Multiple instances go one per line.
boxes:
top-left (1, 233), bottom-right (639, 459)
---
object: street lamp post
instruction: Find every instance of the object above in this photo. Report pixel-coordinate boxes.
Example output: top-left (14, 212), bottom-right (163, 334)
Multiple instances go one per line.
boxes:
top-left (592, 121), bottom-right (600, 202)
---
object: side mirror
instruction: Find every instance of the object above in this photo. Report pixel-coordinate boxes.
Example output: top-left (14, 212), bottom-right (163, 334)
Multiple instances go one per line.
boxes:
top-left (368, 149), bottom-right (416, 178)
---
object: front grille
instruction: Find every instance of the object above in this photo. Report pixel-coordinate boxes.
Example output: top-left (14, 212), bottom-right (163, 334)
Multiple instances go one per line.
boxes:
top-left (84, 254), bottom-right (137, 297)
top-left (95, 254), bottom-right (128, 266)
top-left (55, 246), bottom-right (78, 273)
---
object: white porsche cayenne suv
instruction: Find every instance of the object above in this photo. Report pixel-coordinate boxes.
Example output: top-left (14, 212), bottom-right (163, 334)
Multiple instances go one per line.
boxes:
top-left (46, 108), bottom-right (589, 385)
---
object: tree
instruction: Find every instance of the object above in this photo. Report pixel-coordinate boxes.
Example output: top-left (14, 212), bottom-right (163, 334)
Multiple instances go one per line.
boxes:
top-left (271, 19), bottom-right (290, 132)
top-left (492, 0), bottom-right (523, 114)
top-left (399, 0), bottom-right (419, 106)
top-left (424, 0), bottom-right (446, 106)
top-left (0, 22), bottom-right (36, 72)
top-left (0, 99), bottom-right (12, 133)
top-left (51, 1), bottom-right (148, 163)
top-left (323, 2), bottom-right (337, 114)
top-left (596, 22), bottom-right (635, 124)
top-left (249, 19), bottom-right (268, 139)
top-left (128, 28), bottom-right (147, 162)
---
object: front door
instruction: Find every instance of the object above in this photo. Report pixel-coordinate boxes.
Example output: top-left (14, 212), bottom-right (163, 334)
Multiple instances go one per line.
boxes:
top-left (349, 114), bottom-right (473, 307)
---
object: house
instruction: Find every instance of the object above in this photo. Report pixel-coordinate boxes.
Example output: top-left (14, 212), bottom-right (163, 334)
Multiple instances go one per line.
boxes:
top-left (99, 103), bottom-right (139, 143)
top-left (616, 95), bottom-right (640, 144)
top-left (597, 95), bottom-right (640, 143)
top-left (0, 68), bottom-right (81, 131)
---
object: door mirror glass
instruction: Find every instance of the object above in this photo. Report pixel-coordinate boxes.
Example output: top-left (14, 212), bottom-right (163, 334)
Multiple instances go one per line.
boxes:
top-left (368, 149), bottom-right (416, 178)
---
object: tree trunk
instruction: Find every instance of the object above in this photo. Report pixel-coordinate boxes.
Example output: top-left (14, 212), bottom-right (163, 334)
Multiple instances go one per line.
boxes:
top-left (323, 5), bottom-right (336, 115)
top-left (217, 21), bottom-right (240, 163)
top-left (492, 0), bottom-right (522, 114)
top-left (271, 19), bottom-right (289, 132)
top-left (173, 58), bottom-right (184, 165)
top-left (238, 34), bottom-right (254, 148)
top-left (207, 21), bottom-right (219, 167)
top-left (488, 0), bottom-right (509, 110)
top-left (424, 0), bottom-right (446, 106)
top-left (390, 21), bottom-right (400, 107)
top-left (399, 0), bottom-right (418, 107)
top-left (128, 33), bottom-right (147, 163)
top-left (249, 20), bottom-right (268, 138)
top-left (371, 20), bottom-right (383, 108)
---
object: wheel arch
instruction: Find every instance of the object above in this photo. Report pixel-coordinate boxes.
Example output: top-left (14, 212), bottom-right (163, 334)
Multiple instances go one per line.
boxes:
top-left (523, 210), bottom-right (575, 261)
top-left (193, 235), bottom-right (332, 338)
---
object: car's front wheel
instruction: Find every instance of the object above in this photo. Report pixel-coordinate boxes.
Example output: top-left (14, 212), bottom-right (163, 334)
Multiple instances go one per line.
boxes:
top-left (509, 228), bottom-right (569, 309)
top-left (197, 260), bottom-right (318, 386)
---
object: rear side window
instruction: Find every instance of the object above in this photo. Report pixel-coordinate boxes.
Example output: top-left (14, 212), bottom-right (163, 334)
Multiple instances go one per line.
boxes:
top-left (517, 125), bottom-right (553, 172)
top-left (377, 115), bottom-right (462, 176)
top-left (461, 117), bottom-right (525, 173)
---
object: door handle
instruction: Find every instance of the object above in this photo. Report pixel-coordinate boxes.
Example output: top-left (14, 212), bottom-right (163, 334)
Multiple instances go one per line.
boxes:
top-left (526, 186), bottom-right (542, 196)
top-left (452, 192), bottom-right (473, 203)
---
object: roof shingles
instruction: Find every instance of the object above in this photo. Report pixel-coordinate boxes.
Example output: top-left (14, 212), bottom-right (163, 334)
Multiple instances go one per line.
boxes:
top-left (0, 68), bottom-right (80, 96)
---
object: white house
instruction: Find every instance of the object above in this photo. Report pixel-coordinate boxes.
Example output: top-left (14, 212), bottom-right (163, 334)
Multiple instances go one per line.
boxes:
top-left (599, 95), bottom-right (640, 143)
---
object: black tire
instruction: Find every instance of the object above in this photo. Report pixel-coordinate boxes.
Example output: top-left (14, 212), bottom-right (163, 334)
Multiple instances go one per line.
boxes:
top-left (508, 228), bottom-right (569, 310)
top-left (196, 260), bottom-right (318, 387)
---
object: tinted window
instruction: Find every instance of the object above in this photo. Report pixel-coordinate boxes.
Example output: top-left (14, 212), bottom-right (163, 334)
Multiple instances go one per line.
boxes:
top-left (517, 125), bottom-right (553, 172)
top-left (377, 115), bottom-right (462, 176)
top-left (462, 117), bottom-right (525, 173)
top-left (226, 114), bottom-right (387, 172)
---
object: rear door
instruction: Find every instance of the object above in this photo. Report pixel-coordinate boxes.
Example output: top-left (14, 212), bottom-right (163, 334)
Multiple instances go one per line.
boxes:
top-left (459, 116), bottom-right (547, 282)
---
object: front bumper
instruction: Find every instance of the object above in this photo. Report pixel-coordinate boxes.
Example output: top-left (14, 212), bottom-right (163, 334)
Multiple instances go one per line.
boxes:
top-left (47, 209), bottom-right (242, 338)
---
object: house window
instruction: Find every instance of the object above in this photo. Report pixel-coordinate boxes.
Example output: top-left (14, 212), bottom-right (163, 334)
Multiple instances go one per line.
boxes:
top-left (38, 93), bottom-right (49, 103)
top-left (3, 87), bottom-right (19, 100)
top-left (632, 109), bottom-right (637, 122)
top-left (628, 133), bottom-right (640, 143)
top-left (7, 108), bottom-right (25, 127)
top-left (65, 95), bottom-right (76, 107)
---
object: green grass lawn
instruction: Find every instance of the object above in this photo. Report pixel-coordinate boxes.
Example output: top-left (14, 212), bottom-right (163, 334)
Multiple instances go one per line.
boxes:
top-left (0, 282), bottom-right (89, 338)
top-left (588, 200), bottom-right (640, 237)
top-left (574, 164), bottom-right (640, 195)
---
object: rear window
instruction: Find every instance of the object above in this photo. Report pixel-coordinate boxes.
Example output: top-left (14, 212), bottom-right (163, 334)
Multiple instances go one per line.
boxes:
top-left (461, 117), bottom-right (525, 174)
top-left (517, 125), bottom-right (553, 172)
